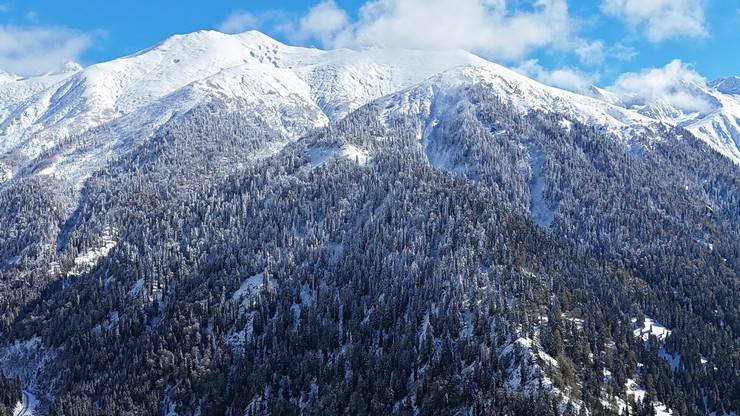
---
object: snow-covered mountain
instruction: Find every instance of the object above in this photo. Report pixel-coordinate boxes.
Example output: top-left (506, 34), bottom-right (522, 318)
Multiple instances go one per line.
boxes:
top-left (683, 80), bottom-right (740, 163)
top-left (378, 64), bottom-right (655, 140)
top-left (0, 29), bottom-right (737, 191)
top-left (605, 76), bottom-right (740, 163)
top-left (1, 30), bottom-right (738, 416)
top-left (0, 31), bottom-right (484, 172)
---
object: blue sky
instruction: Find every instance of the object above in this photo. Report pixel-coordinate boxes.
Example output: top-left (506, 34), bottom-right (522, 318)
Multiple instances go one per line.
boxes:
top-left (1, 0), bottom-right (738, 89)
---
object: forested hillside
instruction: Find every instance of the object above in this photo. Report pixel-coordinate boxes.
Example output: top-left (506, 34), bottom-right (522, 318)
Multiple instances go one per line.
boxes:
top-left (0, 32), bottom-right (738, 416)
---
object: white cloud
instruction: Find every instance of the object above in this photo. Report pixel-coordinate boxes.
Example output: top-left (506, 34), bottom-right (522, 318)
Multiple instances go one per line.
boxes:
top-left (609, 43), bottom-right (637, 61)
top-left (0, 25), bottom-right (91, 76)
top-left (219, 11), bottom-right (259, 34)
top-left (601, 0), bottom-right (708, 42)
top-left (572, 41), bottom-right (636, 66)
top-left (574, 40), bottom-right (605, 66)
top-left (608, 60), bottom-right (713, 113)
top-left (292, 0), bottom-right (349, 45)
top-left (514, 59), bottom-right (599, 92)
top-left (285, 0), bottom-right (590, 62)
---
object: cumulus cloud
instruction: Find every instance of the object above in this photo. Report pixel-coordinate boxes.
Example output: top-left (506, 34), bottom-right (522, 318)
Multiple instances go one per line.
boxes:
top-left (292, 0), bottom-right (349, 45)
top-left (572, 41), bottom-right (636, 66)
top-left (601, 0), bottom-right (708, 42)
top-left (514, 59), bottom-right (599, 92)
top-left (574, 40), bottom-right (605, 66)
top-left (609, 43), bottom-right (638, 61)
top-left (607, 60), bottom-right (714, 113)
top-left (284, 0), bottom-right (591, 62)
top-left (219, 11), bottom-right (259, 34)
top-left (0, 25), bottom-right (91, 76)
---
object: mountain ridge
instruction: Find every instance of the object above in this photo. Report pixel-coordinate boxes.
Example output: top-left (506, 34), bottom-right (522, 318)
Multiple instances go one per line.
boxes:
top-left (1, 29), bottom-right (738, 183)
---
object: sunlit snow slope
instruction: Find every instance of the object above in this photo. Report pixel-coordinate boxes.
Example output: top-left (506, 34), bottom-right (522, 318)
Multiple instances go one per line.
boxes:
top-left (0, 31), bottom-right (484, 164)
top-left (0, 29), bottom-right (737, 190)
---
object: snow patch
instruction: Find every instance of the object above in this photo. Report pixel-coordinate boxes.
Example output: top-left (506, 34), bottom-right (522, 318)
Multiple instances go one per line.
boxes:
top-left (232, 273), bottom-right (266, 308)
top-left (631, 316), bottom-right (671, 342)
top-left (526, 145), bottom-right (554, 228)
top-left (625, 378), bottom-right (674, 416)
top-left (12, 390), bottom-right (38, 416)
top-left (501, 337), bottom-right (581, 413)
top-left (658, 348), bottom-right (680, 372)
top-left (307, 144), bottom-right (370, 167)
top-left (558, 119), bottom-right (573, 131)
top-left (602, 368), bottom-right (613, 385)
top-left (67, 227), bottom-right (117, 277)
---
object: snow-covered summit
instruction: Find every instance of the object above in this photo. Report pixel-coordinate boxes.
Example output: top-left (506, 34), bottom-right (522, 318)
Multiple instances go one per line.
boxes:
top-left (0, 30), bottom-right (484, 165)
top-left (0, 29), bottom-right (737, 188)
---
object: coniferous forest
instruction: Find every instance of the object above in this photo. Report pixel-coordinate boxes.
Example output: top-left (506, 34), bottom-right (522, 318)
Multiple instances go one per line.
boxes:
top-left (1, 71), bottom-right (738, 415)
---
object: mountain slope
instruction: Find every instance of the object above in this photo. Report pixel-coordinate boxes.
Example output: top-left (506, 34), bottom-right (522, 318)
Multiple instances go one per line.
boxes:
top-left (610, 76), bottom-right (740, 163)
top-left (0, 30), bottom-right (738, 416)
top-left (0, 30), bottom-right (485, 183)
top-left (377, 64), bottom-right (657, 143)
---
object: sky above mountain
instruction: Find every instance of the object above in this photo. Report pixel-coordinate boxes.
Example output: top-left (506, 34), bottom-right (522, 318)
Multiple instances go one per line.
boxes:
top-left (0, 0), bottom-right (738, 92)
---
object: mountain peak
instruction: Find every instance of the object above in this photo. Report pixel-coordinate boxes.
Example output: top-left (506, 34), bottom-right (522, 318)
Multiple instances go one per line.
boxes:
top-left (154, 29), bottom-right (286, 51)
top-left (235, 30), bottom-right (285, 44)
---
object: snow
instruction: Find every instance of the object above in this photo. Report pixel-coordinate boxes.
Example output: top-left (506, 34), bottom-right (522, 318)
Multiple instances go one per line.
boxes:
top-left (232, 273), bottom-right (265, 307)
top-left (383, 63), bottom-right (655, 135)
top-left (0, 30), bottom-right (482, 192)
top-left (562, 314), bottom-right (584, 330)
top-left (1, 338), bottom-right (55, 416)
top-left (3, 28), bottom-right (735, 205)
top-left (67, 227), bottom-right (117, 277)
top-left (687, 92), bottom-right (740, 163)
top-left (374, 63), bottom-right (664, 177)
top-left (559, 119), bottom-right (573, 131)
top-left (0, 28), bottom-right (736, 205)
top-left (501, 337), bottom-right (559, 389)
top-left (307, 144), bottom-right (370, 167)
top-left (658, 347), bottom-right (681, 372)
top-left (527, 144), bottom-right (554, 228)
top-left (613, 77), bottom-right (740, 164)
top-left (711, 76), bottom-right (740, 95)
top-left (12, 390), bottom-right (38, 416)
top-left (292, 47), bottom-right (486, 121)
top-left (625, 378), bottom-right (674, 416)
top-left (602, 369), bottom-right (613, 384)
top-left (631, 316), bottom-right (672, 342)
top-left (501, 336), bottom-right (584, 413)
